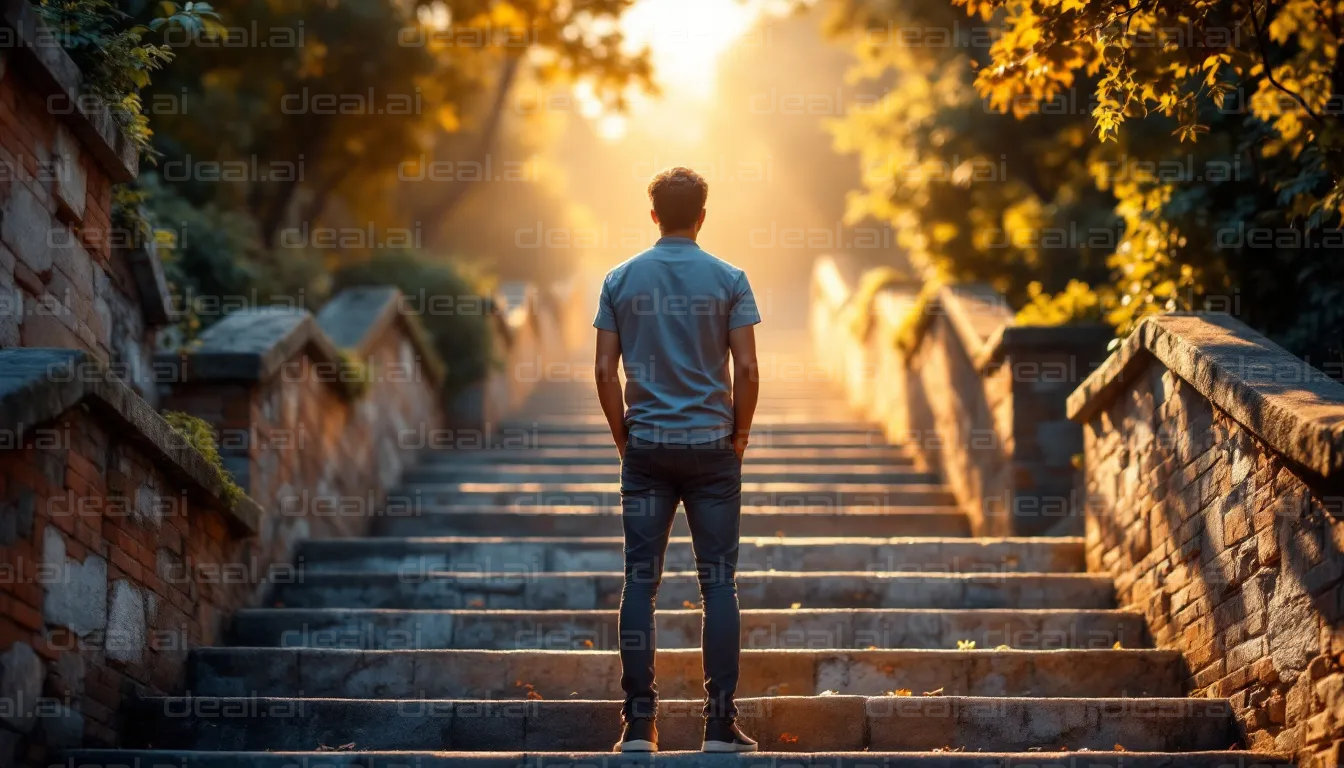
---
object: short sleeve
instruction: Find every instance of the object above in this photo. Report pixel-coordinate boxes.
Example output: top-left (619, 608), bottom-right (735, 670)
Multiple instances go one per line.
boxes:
top-left (593, 276), bottom-right (618, 332)
top-left (728, 271), bottom-right (762, 330)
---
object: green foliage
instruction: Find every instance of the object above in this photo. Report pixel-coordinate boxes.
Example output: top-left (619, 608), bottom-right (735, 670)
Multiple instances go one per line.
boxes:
top-left (845, 266), bottom-right (910, 340)
top-left (331, 250), bottom-right (493, 395)
top-left (36, 0), bottom-right (219, 155)
top-left (144, 0), bottom-right (654, 250)
top-left (824, 0), bottom-right (1344, 368)
top-left (1015, 280), bottom-right (1104, 327)
top-left (891, 282), bottom-right (942, 358)
top-left (161, 410), bottom-right (244, 507)
top-left (336, 350), bottom-right (373, 399)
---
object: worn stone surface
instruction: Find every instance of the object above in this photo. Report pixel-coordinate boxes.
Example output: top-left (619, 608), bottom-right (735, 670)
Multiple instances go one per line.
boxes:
top-left (1069, 313), bottom-right (1344, 478)
top-left (1078, 343), bottom-right (1344, 767)
top-left (810, 261), bottom-right (1108, 536)
top-left (40, 526), bottom-right (108, 636)
top-left (0, 642), bottom-right (43, 733)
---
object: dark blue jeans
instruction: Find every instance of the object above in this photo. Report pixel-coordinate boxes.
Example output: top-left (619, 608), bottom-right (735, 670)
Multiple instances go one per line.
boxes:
top-left (619, 435), bottom-right (742, 721)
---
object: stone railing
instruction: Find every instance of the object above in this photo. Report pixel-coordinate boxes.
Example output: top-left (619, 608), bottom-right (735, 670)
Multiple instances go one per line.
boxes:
top-left (1, 0), bottom-right (171, 406)
top-left (0, 350), bottom-right (266, 761)
top-left (810, 256), bottom-right (1112, 536)
top-left (450, 281), bottom-right (568, 431)
top-left (158, 287), bottom-right (445, 543)
top-left (0, 287), bottom-right (445, 763)
top-left (1068, 313), bottom-right (1344, 763)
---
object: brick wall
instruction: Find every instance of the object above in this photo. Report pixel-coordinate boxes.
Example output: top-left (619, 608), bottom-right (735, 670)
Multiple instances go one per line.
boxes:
top-left (1070, 313), bottom-right (1344, 767)
top-left (0, 352), bottom-right (264, 766)
top-left (0, 26), bottom-right (159, 401)
top-left (159, 292), bottom-right (446, 552)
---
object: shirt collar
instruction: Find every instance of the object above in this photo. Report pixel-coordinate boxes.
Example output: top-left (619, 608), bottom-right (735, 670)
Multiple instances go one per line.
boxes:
top-left (656, 236), bottom-right (699, 248)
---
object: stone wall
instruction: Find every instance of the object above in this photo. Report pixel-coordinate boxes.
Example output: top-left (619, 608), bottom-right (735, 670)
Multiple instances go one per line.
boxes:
top-left (158, 287), bottom-right (446, 552)
top-left (0, 0), bottom-right (168, 403)
top-left (450, 281), bottom-right (567, 432)
top-left (1068, 313), bottom-right (1344, 767)
top-left (0, 351), bottom-right (262, 766)
top-left (0, 288), bottom-right (445, 763)
top-left (810, 256), bottom-right (1110, 536)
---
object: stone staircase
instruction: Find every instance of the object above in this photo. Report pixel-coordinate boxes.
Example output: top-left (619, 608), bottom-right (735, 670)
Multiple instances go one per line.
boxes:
top-left (68, 373), bottom-right (1283, 766)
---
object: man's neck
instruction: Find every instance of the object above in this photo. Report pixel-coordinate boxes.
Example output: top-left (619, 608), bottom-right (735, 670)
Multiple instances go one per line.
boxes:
top-left (659, 229), bottom-right (698, 242)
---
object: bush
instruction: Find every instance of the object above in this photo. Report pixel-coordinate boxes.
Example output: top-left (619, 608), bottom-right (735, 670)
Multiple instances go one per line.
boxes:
top-left (331, 250), bottom-right (494, 395)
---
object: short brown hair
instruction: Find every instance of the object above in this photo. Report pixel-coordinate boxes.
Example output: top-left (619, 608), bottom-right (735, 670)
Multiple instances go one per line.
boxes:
top-left (648, 167), bottom-right (708, 232)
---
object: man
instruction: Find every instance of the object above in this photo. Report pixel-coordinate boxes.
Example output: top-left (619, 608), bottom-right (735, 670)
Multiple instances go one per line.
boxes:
top-left (593, 167), bottom-right (761, 753)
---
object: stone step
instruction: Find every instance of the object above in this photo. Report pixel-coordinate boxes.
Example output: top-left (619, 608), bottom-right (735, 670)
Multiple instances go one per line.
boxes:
top-left (123, 695), bottom-right (1237, 752)
top-left (376, 507), bottom-right (971, 538)
top-left (188, 648), bottom-right (1184, 699)
top-left (296, 536), bottom-right (1085, 574)
top-left (269, 572), bottom-right (1114, 611)
top-left (415, 447), bottom-right (916, 466)
top-left (397, 484), bottom-right (958, 508)
top-left (500, 433), bottom-right (895, 448)
top-left (402, 466), bottom-right (941, 485)
top-left (59, 750), bottom-right (1296, 768)
top-left (504, 421), bottom-right (883, 434)
top-left (230, 607), bottom-right (1148, 650)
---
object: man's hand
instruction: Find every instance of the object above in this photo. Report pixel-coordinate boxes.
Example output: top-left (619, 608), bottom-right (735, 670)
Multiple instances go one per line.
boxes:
top-left (594, 328), bottom-right (627, 461)
top-left (732, 433), bottom-right (748, 460)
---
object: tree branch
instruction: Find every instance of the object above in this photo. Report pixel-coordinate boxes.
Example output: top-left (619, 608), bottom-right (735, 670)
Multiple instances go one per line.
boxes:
top-left (1250, 0), bottom-right (1327, 125)
top-left (418, 54), bottom-right (524, 244)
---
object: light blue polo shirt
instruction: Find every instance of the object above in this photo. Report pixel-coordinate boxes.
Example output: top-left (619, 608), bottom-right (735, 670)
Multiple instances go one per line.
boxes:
top-left (593, 237), bottom-right (762, 444)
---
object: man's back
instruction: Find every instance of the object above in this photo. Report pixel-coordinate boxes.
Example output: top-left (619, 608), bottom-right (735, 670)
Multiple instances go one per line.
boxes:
top-left (594, 236), bottom-right (760, 444)
top-left (595, 166), bottom-right (761, 755)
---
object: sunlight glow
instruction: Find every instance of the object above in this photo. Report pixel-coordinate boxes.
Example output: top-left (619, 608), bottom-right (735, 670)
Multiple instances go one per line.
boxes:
top-left (574, 0), bottom-right (778, 142)
top-left (621, 0), bottom-right (761, 100)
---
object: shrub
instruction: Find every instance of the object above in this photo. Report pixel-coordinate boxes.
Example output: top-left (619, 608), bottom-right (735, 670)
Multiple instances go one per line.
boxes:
top-left (331, 250), bottom-right (494, 395)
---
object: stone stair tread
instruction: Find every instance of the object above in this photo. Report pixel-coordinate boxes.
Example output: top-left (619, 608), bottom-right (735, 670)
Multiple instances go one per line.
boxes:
top-left (60, 751), bottom-right (1294, 768)
top-left (295, 536), bottom-right (1084, 573)
top-left (387, 505), bottom-right (966, 515)
top-left (416, 449), bottom-right (917, 465)
top-left (123, 695), bottom-right (1239, 753)
top-left (380, 507), bottom-right (972, 538)
top-left (229, 606), bottom-right (1149, 650)
top-left (189, 646), bottom-right (1184, 699)
top-left (402, 489), bottom-right (959, 507)
top-left (268, 571), bottom-right (1116, 610)
top-left (402, 482), bottom-right (953, 493)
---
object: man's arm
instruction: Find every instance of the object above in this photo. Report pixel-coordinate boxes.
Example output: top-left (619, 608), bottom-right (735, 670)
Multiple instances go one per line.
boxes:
top-left (728, 324), bottom-right (760, 459)
top-left (594, 328), bottom-right (628, 458)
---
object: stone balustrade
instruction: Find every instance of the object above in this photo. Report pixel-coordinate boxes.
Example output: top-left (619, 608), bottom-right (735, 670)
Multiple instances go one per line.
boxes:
top-left (0, 286), bottom-right (446, 763)
top-left (809, 256), bottom-right (1112, 536)
top-left (450, 280), bottom-right (569, 432)
top-left (1068, 312), bottom-right (1344, 765)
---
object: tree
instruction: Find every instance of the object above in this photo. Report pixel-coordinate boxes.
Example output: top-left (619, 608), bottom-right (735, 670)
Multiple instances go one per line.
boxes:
top-left (824, 0), bottom-right (1115, 307)
top-left (143, 0), bottom-right (654, 250)
top-left (824, 0), bottom-right (1344, 366)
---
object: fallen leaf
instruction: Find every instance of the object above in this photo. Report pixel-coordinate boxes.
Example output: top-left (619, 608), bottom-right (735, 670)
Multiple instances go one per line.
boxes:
top-left (995, 644), bottom-right (1010, 650)
top-left (468, 599), bottom-right (485, 608)
top-left (956, 640), bottom-right (976, 650)
top-left (923, 687), bottom-right (944, 696)
top-left (820, 690), bottom-right (838, 696)
top-left (888, 688), bottom-right (912, 696)
top-left (581, 640), bottom-right (594, 648)
top-left (790, 602), bottom-right (802, 610)
top-left (1113, 641), bottom-right (1123, 649)
top-left (1114, 744), bottom-right (1126, 752)
top-left (683, 601), bottom-right (697, 609)
top-left (779, 733), bottom-right (799, 744)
